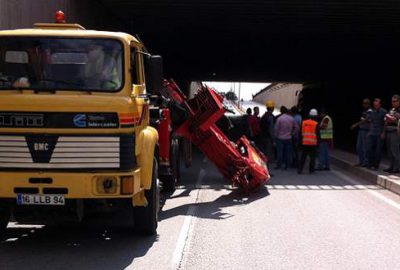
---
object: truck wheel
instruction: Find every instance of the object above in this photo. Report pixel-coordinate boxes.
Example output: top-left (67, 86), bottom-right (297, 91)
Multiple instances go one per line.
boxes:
top-left (161, 139), bottom-right (180, 192)
top-left (134, 158), bottom-right (160, 235)
top-left (184, 138), bottom-right (192, 168)
top-left (171, 139), bottom-right (181, 183)
top-left (0, 202), bottom-right (10, 238)
top-left (161, 174), bottom-right (176, 193)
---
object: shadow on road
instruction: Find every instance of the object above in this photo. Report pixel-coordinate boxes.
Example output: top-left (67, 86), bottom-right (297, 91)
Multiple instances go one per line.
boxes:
top-left (160, 148), bottom-right (270, 221)
top-left (0, 221), bottom-right (157, 270)
top-left (161, 182), bottom-right (270, 221)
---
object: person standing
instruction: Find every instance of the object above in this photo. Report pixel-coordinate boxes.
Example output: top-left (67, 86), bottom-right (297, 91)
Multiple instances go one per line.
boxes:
top-left (298, 109), bottom-right (319, 174)
top-left (317, 108), bottom-right (333, 170)
top-left (290, 106), bottom-right (302, 167)
top-left (382, 95), bottom-right (400, 173)
top-left (274, 106), bottom-right (297, 169)
top-left (366, 98), bottom-right (386, 170)
top-left (249, 106), bottom-right (261, 145)
top-left (260, 100), bottom-right (276, 162)
top-left (243, 107), bottom-right (253, 139)
top-left (350, 98), bottom-right (371, 167)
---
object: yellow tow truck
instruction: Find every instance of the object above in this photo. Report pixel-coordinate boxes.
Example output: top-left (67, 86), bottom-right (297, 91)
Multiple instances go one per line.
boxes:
top-left (0, 12), bottom-right (163, 235)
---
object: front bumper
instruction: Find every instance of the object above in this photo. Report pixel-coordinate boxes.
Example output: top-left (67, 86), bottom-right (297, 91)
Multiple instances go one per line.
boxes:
top-left (0, 169), bottom-right (141, 199)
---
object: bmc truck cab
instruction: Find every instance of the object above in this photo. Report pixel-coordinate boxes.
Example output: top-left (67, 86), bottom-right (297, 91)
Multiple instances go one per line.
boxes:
top-left (0, 16), bottom-right (162, 235)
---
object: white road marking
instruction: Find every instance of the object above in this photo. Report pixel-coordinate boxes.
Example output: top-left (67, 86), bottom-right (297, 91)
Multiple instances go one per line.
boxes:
top-left (343, 185), bottom-right (356, 190)
top-left (171, 168), bottom-right (205, 269)
top-left (333, 170), bottom-right (400, 211)
top-left (297, 185), bottom-right (309, 190)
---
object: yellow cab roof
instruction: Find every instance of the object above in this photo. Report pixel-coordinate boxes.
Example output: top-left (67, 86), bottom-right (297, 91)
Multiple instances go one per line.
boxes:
top-left (0, 23), bottom-right (141, 46)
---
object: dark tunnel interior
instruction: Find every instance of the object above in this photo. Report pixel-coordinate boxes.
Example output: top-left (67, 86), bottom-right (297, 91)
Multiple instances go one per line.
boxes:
top-left (94, 0), bottom-right (400, 149)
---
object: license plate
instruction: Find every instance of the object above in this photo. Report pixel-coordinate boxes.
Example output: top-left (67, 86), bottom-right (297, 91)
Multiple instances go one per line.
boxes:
top-left (16, 194), bottom-right (65, 206)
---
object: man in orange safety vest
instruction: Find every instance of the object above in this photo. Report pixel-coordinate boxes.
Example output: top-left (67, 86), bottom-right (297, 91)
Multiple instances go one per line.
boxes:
top-left (298, 108), bottom-right (320, 174)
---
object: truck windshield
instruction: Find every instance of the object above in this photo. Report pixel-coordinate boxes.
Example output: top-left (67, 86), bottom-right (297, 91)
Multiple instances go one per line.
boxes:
top-left (0, 37), bottom-right (123, 91)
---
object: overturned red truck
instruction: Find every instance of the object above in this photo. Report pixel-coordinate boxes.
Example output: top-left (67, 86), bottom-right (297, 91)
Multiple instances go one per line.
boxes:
top-left (158, 79), bottom-right (270, 192)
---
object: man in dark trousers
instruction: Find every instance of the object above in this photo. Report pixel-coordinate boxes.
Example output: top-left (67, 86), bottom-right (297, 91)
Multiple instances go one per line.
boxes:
top-left (249, 106), bottom-right (261, 145)
top-left (243, 107), bottom-right (253, 139)
top-left (351, 98), bottom-right (371, 167)
top-left (260, 100), bottom-right (276, 162)
top-left (366, 98), bottom-right (386, 170)
top-left (382, 95), bottom-right (400, 173)
top-left (318, 108), bottom-right (333, 170)
top-left (298, 109), bottom-right (320, 174)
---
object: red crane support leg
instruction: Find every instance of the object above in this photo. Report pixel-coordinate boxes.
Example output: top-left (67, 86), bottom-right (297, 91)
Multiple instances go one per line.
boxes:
top-left (163, 80), bottom-right (270, 192)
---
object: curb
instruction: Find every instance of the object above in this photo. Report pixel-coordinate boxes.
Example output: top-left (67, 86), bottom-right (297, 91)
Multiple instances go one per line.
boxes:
top-left (331, 154), bottom-right (400, 196)
top-left (377, 175), bottom-right (400, 195)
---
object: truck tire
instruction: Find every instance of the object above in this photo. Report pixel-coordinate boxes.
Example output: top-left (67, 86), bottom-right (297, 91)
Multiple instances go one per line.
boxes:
top-left (183, 138), bottom-right (192, 168)
top-left (134, 158), bottom-right (160, 235)
top-left (161, 139), bottom-right (180, 192)
top-left (171, 139), bottom-right (181, 183)
top-left (161, 174), bottom-right (175, 193)
top-left (0, 202), bottom-right (10, 238)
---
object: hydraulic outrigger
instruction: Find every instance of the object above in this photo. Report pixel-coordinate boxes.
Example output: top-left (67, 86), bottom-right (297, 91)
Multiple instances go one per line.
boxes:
top-left (160, 79), bottom-right (270, 192)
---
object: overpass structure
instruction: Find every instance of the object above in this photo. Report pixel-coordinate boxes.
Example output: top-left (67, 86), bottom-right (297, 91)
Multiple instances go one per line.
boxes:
top-left (1, 0), bottom-right (400, 146)
top-left (253, 83), bottom-right (303, 110)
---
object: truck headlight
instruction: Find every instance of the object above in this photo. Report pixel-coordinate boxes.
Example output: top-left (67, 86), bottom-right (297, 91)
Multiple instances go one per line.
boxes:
top-left (96, 177), bottom-right (117, 194)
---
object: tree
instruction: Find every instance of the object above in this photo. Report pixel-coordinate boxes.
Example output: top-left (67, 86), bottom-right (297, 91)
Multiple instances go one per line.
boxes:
top-left (225, 91), bottom-right (238, 101)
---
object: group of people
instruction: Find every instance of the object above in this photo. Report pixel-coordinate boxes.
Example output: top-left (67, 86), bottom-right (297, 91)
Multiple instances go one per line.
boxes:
top-left (245, 101), bottom-right (333, 174)
top-left (352, 95), bottom-right (400, 173)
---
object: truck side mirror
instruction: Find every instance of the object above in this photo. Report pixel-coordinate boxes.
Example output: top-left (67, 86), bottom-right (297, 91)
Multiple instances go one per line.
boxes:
top-left (144, 54), bottom-right (163, 95)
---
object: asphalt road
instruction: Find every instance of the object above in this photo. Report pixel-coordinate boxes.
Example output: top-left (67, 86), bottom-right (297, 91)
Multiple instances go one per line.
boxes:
top-left (1, 153), bottom-right (400, 270)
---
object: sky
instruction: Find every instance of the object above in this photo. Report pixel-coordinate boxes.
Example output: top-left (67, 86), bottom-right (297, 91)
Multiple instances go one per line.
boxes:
top-left (202, 81), bottom-right (270, 101)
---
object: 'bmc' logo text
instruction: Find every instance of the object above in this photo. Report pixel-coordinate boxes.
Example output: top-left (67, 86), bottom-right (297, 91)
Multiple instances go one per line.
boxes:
top-left (34, 143), bottom-right (49, 151)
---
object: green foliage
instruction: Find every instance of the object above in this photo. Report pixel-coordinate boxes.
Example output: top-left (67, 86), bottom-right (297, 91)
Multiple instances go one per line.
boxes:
top-left (225, 91), bottom-right (238, 101)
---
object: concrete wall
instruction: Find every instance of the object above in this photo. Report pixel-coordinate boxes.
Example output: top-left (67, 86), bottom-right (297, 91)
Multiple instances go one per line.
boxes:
top-left (189, 81), bottom-right (202, 98)
top-left (0, 0), bottom-right (125, 31)
top-left (253, 83), bottom-right (303, 109)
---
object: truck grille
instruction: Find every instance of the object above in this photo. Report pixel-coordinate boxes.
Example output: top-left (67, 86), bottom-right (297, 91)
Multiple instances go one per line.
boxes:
top-left (0, 135), bottom-right (136, 171)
